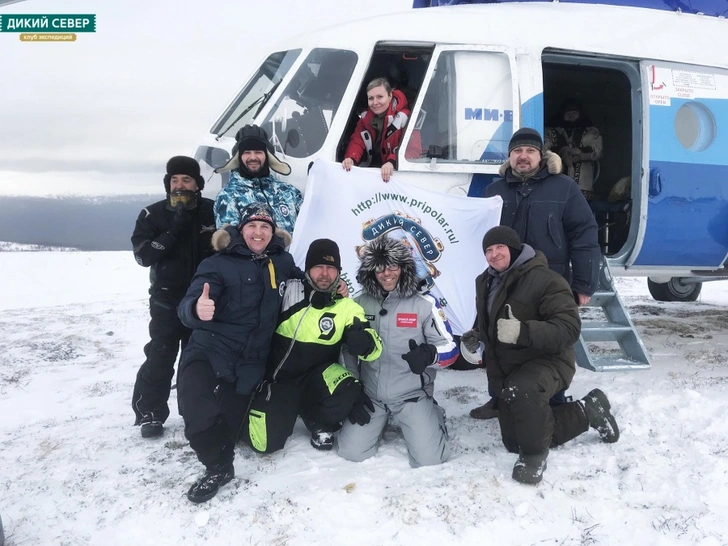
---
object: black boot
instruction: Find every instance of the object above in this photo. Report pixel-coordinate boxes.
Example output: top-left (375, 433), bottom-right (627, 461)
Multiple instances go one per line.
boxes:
top-left (302, 417), bottom-right (337, 451)
top-left (582, 389), bottom-right (620, 443)
top-left (512, 450), bottom-right (548, 485)
top-left (186, 462), bottom-right (235, 503)
top-left (139, 413), bottom-right (163, 438)
top-left (469, 397), bottom-right (499, 420)
top-left (310, 428), bottom-right (334, 451)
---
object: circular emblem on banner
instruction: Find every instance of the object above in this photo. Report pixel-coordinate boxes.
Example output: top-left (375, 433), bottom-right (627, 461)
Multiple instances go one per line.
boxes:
top-left (279, 204), bottom-right (290, 217)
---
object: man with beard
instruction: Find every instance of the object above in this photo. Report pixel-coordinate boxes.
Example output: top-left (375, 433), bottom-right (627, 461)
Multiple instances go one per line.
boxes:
top-left (241, 239), bottom-right (383, 454)
top-left (214, 124), bottom-right (302, 235)
top-left (466, 127), bottom-right (600, 420)
top-left (131, 156), bottom-right (215, 438)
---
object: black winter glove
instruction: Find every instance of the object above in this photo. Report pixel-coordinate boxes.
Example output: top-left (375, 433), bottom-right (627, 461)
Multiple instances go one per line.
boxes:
top-left (401, 339), bottom-right (437, 375)
top-left (346, 317), bottom-right (375, 357)
top-left (170, 206), bottom-right (193, 238)
top-left (348, 389), bottom-right (375, 426)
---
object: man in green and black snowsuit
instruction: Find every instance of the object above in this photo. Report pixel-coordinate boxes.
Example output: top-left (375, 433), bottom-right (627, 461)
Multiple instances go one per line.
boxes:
top-left (242, 239), bottom-right (382, 453)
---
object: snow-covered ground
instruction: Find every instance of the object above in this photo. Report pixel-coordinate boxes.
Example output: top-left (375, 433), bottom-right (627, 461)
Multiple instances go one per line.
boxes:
top-left (1, 250), bottom-right (727, 546)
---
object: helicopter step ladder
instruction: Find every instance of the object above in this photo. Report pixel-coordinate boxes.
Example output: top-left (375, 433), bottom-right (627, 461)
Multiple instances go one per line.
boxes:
top-left (575, 256), bottom-right (651, 372)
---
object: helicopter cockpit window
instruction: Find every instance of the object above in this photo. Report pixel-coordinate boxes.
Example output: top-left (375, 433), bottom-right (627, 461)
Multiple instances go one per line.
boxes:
top-left (212, 49), bottom-right (302, 138)
top-left (406, 50), bottom-right (513, 165)
top-left (261, 49), bottom-right (358, 159)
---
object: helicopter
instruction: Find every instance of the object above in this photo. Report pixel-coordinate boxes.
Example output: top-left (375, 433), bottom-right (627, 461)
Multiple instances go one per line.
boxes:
top-left (194, 0), bottom-right (728, 302)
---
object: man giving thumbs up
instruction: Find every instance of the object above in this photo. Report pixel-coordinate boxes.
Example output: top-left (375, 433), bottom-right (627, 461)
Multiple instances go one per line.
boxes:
top-left (470, 226), bottom-right (619, 486)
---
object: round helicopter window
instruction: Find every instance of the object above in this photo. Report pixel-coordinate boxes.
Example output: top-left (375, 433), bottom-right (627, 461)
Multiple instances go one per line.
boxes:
top-left (674, 102), bottom-right (716, 152)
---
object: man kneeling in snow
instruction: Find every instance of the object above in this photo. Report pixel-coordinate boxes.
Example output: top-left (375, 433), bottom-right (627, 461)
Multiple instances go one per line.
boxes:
top-left (460, 226), bottom-right (619, 485)
top-left (176, 203), bottom-right (300, 503)
top-left (336, 237), bottom-right (459, 467)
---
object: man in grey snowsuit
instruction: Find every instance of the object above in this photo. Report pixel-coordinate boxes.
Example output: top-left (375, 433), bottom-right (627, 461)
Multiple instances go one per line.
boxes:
top-left (336, 237), bottom-right (459, 468)
top-left (214, 124), bottom-right (302, 235)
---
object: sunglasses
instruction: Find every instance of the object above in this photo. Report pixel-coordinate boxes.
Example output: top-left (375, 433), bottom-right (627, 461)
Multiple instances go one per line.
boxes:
top-left (375, 265), bottom-right (400, 273)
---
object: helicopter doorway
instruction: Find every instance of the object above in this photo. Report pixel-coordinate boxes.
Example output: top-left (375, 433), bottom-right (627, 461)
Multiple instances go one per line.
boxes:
top-left (542, 54), bottom-right (640, 260)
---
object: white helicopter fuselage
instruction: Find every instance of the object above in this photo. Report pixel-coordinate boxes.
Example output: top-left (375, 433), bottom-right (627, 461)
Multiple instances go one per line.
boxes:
top-left (195, 3), bottom-right (728, 299)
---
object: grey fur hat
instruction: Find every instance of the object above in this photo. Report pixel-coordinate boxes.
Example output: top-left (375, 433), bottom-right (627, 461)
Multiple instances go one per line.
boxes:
top-left (356, 237), bottom-right (421, 300)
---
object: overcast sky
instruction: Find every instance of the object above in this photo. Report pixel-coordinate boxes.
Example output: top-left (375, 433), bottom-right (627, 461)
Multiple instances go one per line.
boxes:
top-left (0, 0), bottom-right (411, 195)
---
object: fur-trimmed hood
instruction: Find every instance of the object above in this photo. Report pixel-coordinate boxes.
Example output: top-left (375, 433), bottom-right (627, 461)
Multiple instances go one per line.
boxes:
top-left (356, 237), bottom-right (421, 300)
top-left (211, 223), bottom-right (290, 253)
top-left (498, 150), bottom-right (562, 178)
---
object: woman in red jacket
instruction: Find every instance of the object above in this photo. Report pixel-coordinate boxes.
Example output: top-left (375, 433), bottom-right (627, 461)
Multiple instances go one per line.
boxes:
top-left (342, 78), bottom-right (421, 182)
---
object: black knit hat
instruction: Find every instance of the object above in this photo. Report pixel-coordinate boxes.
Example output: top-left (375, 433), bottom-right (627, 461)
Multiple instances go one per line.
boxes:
top-left (238, 202), bottom-right (276, 232)
top-left (508, 128), bottom-right (543, 155)
top-left (482, 226), bottom-right (522, 254)
top-left (305, 239), bottom-right (341, 271)
top-left (163, 156), bottom-right (205, 193)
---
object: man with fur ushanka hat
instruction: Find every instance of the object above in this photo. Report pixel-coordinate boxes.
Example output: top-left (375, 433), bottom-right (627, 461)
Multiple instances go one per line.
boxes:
top-left (336, 236), bottom-right (459, 468)
top-left (461, 225), bottom-right (619, 485)
top-left (131, 155), bottom-right (215, 440)
top-left (214, 124), bottom-right (303, 236)
top-left (468, 127), bottom-right (600, 421)
top-left (239, 238), bottom-right (383, 455)
top-left (175, 201), bottom-right (302, 503)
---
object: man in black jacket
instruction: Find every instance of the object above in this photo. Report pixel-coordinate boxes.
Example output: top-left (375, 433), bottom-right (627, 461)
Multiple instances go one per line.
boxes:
top-left (131, 156), bottom-right (215, 438)
top-left (176, 203), bottom-right (301, 503)
top-left (469, 127), bottom-right (601, 420)
top-left (464, 226), bottom-right (618, 484)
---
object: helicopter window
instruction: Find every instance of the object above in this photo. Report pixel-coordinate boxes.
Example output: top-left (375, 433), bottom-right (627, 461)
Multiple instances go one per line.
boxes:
top-left (212, 49), bottom-right (302, 138)
top-left (405, 50), bottom-right (513, 165)
top-left (261, 49), bottom-right (358, 159)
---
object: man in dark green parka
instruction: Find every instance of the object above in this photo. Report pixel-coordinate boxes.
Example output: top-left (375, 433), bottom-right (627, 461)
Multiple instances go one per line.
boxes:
top-left (464, 226), bottom-right (619, 485)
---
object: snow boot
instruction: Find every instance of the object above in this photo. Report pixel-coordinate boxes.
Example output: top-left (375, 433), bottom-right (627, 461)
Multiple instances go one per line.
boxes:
top-left (302, 417), bottom-right (337, 451)
top-left (310, 428), bottom-right (334, 451)
top-left (469, 397), bottom-right (499, 420)
top-left (187, 462), bottom-right (235, 503)
top-left (140, 413), bottom-right (163, 438)
top-left (512, 450), bottom-right (548, 485)
top-left (581, 389), bottom-right (620, 443)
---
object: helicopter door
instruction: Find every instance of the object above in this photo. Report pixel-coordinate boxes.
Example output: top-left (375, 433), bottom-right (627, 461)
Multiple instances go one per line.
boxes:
top-left (629, 61), bottom-right (728, 269)
top-left (398, 45), bottom-right (519, 175)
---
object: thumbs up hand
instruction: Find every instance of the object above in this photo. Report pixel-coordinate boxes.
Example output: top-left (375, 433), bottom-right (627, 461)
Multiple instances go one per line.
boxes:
top-left (196, 283), bottom-right (215, 321)
top-left (497, 304), bottom-right (522, 345)
top-left (346, 317), bottom-right (375, 357)
top-left (401, 339), bottom-right (438, 375)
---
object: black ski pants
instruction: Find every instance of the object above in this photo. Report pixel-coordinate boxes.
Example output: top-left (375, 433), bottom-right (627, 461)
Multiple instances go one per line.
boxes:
top-left (498, 360), bottom-right (589, 456)
top-left (242, 362), bottom-right (359, 454)
top-left (132, 295), bottom-right (190, 424)
top-left (177, 356), bottom-right (250, 468)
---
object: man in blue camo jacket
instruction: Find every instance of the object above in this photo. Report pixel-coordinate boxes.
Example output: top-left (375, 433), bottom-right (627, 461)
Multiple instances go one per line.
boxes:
top-left (214, 124), bottom-right (302, 237)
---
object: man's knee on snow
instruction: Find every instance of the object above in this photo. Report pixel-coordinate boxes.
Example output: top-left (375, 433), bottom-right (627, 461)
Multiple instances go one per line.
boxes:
top-left (243, 408), bottom-right (288, 454)
top-left (335, 439), bottom-right (377, 463)
top-left (408, 441), bottom-right (450, 468)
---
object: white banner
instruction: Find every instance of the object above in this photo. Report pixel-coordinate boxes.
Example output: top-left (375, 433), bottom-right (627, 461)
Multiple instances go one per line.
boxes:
top-left (290, 160), bottom-right (503, 334)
